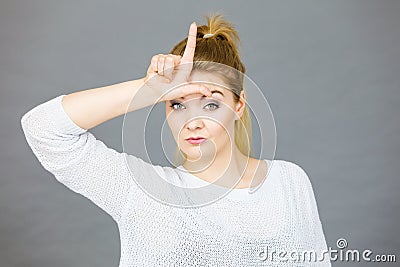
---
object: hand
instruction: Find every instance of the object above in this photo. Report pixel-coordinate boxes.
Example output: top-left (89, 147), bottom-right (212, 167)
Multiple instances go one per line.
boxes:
top-left (143, 22), bottom-right (212, 102)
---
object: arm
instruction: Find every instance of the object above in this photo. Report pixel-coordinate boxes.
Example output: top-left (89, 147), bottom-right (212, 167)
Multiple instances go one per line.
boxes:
top-left (60, 23), bottom-right (206, 131)
top-left (21, 75), bottom-right (209, 223)
top-left (20, 77), bottom-right (161, 223)
top-left (20, 22), bottom-right (209, 222)
top-left (61, 77), bottom-right (162, 131)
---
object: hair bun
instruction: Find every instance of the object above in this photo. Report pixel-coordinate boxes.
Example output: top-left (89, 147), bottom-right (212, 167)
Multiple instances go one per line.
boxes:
top-left (201, 13), bottom-right (240, 50)
top-left (194, 13), bottom-right (241, 50)
top-left (169, 12), bottom-right (245, 74)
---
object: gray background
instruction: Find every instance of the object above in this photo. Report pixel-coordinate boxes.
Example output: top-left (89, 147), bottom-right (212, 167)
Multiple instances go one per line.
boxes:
top-left (1, 0), bottom-right (399, 266)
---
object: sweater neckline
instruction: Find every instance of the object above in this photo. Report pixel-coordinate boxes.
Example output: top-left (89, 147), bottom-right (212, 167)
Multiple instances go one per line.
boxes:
top-left (175, 159), bottom-right (274, 202)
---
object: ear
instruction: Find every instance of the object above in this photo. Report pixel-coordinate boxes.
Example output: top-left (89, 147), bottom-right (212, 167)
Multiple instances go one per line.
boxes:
top-left (235, 90), bottom-right (246, 120)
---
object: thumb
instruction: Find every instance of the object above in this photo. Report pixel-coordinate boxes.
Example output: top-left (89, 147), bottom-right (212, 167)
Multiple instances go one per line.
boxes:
top-left (178, 83), bottom-right (212, 98)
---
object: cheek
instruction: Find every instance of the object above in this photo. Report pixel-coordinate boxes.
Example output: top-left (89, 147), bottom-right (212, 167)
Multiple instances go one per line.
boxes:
top-left (209, 107), bottom-right (236, 129)
top-left (207, 123), bottom-right (225, 138)
top-left (206, 108), bottom-right (237, 143)
top-left (166, 114), bottom-right (182, 138)
top-left (205, 118), bottom-right (233, 140)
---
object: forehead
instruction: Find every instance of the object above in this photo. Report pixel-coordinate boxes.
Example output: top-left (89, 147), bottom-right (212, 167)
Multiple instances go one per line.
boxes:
top-left (188, 71), bottom-right (227, 86)
top-left (180, 71), bottom-right (230, 100)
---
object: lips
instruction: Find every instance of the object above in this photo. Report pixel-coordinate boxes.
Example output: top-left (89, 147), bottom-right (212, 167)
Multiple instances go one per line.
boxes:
top-left (185, 136), bottom-right (207, 145)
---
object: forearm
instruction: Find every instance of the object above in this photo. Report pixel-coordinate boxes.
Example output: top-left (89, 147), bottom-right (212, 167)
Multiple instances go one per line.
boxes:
top-left (62, 77), bottom-right (160, 130)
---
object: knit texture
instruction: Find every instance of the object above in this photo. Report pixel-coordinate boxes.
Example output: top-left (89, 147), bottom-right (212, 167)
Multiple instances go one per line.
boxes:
top-left (21, 94), bottom-right (331, 266)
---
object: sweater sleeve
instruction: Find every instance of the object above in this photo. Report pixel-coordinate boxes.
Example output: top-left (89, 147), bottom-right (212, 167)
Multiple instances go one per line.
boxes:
top-left (296, 164), bottom-right (332, 266)
top-left (20, 94), bottom-right (137, 223)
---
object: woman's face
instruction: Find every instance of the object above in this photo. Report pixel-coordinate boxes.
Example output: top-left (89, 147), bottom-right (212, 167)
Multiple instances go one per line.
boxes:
top-left (165, 71), bottom-right (245, 161)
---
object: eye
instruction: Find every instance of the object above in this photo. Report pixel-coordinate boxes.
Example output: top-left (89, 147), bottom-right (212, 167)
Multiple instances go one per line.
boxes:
top-left (204, 102), bottom-right (220, 111)
top-left (169, 102), bottom-right (185, 110)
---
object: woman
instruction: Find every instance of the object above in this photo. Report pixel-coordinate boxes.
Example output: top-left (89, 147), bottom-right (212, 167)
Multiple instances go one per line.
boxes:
top-left (21, 14), bottom-right (331, 266)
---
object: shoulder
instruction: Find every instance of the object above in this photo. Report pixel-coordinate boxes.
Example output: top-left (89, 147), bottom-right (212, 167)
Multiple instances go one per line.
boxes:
top-left (273, 159), bottom-right (309, 177)
top-left (271, 159), bottom-right (314, 191)
top-left (274, 159), bottom-right (321, 211)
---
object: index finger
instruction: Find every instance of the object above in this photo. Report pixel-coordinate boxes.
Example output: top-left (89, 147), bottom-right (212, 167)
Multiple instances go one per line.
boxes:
top-left (181, 22), bottom-right (197, 64)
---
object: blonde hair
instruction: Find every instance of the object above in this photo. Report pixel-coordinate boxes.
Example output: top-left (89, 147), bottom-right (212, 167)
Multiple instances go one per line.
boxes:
top-left (169, 13), bottom-right (253, 166)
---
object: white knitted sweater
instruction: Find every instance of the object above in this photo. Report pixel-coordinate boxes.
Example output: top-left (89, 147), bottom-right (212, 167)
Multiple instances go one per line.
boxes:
top-left (21, 95), bottom-right (331, 266)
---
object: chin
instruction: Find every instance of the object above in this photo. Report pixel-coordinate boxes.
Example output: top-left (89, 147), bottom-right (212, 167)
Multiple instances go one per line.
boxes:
top-left (184, 148), bottom-right (219, 160)
top-left (178, 138), bottom-right (219, 157)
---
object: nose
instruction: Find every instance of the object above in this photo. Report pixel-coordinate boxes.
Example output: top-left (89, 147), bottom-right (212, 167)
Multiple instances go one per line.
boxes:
top-left (185, 118), bottom-right (204, 131)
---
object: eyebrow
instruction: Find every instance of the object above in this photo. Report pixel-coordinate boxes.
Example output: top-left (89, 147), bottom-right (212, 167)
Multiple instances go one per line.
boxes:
top-left (179, 90), bottom-right (224, 99)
